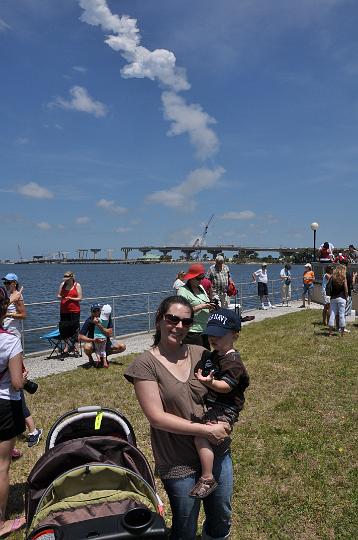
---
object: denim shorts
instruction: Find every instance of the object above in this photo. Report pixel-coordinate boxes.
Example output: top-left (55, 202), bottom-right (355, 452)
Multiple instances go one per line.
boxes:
top-left (303, 283), bottom-right (313, 295)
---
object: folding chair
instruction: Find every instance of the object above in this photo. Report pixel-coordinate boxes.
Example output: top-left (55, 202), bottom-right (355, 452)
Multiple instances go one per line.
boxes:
top-left (40, 327), bottom-right (82, 360)
top-left (40, 329), bottom-right (66, 359)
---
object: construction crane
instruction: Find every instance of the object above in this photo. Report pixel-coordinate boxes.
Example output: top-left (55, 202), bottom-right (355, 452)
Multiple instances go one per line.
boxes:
top-left (192, 214), bottom-right (214, 259)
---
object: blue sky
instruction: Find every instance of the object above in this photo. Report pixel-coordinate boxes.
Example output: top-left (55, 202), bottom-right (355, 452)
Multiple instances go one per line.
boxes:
top-left (1, 0), bottom-right (357, 260)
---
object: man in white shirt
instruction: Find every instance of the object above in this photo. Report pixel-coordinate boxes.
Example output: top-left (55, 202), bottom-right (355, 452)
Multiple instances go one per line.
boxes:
top-left (280, 264), bottom-right (292, 307)
top-left (252, 263), bottom-right (275, 309)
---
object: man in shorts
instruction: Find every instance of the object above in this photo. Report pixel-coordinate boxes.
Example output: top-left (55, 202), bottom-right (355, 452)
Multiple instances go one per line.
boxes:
top-left (78, 304), bottom-right (126, 367)
top-left (252, 263), bottom-right (275, 309)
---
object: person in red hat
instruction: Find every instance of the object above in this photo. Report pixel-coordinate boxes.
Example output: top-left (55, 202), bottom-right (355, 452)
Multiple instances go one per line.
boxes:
top-left (178, 264), bottom-right (216, 349)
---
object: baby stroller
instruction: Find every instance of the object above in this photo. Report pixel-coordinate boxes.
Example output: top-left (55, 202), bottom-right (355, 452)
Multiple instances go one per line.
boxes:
top-left (25, 406), bottom-right (167, 539)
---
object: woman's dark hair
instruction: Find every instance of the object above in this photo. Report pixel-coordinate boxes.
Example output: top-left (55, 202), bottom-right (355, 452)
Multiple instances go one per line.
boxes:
top-left (325, 265), bottom-right (333, 274)
top-left (0, 296), bottom-right (10, 323)
top-left (153, 295), bottom-right (194, 346)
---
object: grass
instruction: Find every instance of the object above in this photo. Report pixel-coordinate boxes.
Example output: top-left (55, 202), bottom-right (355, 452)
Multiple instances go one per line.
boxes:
top-left (7, 311), bottom-right (358, 539)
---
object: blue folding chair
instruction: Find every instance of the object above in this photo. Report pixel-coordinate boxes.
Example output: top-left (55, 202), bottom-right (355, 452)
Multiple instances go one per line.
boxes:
top-left (40, 329), bottom-right (82, 359)
top-left (40, 329), bottom-right (66, 359)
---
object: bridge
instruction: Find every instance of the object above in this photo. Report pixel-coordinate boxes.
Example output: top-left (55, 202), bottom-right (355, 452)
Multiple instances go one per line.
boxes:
top-left (120, 245), bottom-right (312, 261)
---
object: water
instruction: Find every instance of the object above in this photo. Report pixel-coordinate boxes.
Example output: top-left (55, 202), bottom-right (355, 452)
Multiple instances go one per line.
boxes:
top-left (0, 262), bottom-right (304, 353)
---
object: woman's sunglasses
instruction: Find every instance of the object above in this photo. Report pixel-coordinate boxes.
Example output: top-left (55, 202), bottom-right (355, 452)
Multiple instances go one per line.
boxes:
top-left (164, 313), bottom-right (193, 327)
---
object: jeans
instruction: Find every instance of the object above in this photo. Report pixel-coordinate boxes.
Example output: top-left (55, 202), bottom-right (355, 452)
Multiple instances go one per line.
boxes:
top-left (162, 452), bottom-right (233, 540)
top-left (329, 297), bottom-right (346, 330)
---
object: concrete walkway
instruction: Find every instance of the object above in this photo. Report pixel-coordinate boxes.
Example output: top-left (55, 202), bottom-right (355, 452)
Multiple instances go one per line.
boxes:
top-left (25, 300), bottom-right (321, 380)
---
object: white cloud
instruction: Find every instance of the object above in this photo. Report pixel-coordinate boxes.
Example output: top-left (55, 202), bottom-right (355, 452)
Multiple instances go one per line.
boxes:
top-left (16, 137), bottom-right (29, 145)
top-left (221, 211), bottom-right (256, 220)
top-left (97, 198), bottom-right (127, 214)
top-left (147, 166), bottom-right (225, 211)
top-left (79, 0), bottom-right (189, 92)
top-left (162, 92), bottom-right (219, 160)
top-left (115, 227), bottom-right (131, 233)
top-left (79, 0), bottom-right (219, 160)
top-left (18, 182), bottom-right (54, 199)
top-left (0, 18), bottom-right (10, 32)
top-left (51, 86), bottom-right (108, 117)
top-left (37, 222), bottom-right (51, 230)
top-left (73, 65), bottom-right (87, 73)
top-left (75, 216), bottom-right (90, 224)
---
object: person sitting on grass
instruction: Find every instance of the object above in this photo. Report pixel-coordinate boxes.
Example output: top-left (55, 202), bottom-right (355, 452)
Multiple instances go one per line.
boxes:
top-left (190, 308), bottom-right (250, 499)
top-left (78, 304), bottom-right (126, 368)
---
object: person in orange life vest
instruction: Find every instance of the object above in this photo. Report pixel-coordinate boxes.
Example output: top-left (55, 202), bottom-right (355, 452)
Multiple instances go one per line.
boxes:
top-left (299, 263), bottom-right (315, 308)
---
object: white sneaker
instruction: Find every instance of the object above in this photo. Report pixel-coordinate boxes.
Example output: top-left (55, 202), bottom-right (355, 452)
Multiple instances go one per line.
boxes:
top-left (343, 328), bottom-right (350, 333)
top-left (269, 304), bottom-right (276, 309)
top-left (286, 304), bottom-right (292, 307)
top-left (260, 305), bottom-right (268, 310)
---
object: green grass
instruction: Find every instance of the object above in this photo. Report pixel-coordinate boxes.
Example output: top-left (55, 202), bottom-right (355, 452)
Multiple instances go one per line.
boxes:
top-left (8, 311), bottom-right (358, 539)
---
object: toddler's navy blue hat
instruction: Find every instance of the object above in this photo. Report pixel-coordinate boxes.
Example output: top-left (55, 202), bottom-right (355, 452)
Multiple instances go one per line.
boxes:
top-left (203, 308), bottom-right (241, 337)
top-left (90, 303), bottom-right (102, 312)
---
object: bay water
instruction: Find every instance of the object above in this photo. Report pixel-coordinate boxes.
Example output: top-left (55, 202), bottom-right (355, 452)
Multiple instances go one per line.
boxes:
top-left (0, 262), bottom-right (304, 354)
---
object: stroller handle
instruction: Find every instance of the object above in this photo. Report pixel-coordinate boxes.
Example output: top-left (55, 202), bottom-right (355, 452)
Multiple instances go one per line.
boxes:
top-left (77, 405), bottom-right (101, 413)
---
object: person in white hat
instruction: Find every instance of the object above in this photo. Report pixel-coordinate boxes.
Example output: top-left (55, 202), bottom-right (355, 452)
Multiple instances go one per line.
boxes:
top-left (299, 263), bottom-right (315, 308)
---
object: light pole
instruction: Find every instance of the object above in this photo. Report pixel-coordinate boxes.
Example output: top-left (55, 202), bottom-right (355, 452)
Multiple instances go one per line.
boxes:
top-left (310, 222), bottom-right (319, 261)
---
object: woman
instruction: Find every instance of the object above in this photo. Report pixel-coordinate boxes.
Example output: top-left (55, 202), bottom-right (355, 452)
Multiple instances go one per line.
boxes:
top-left (57, 271), bottom-right (82, 353)
top-left (2, 274), bottom-right (43, 454)
top-left (0, 296), bottom-right (26, 536)
top-left (321, 265), bottom-right (333, 326)
top-left (172, 271), bottom-right (186, 293)
top-left (328, 265), bottom-right (348, 337)
top-left (2, 273), bottom-right (26, 341)
top-left (177, 264), bottom-right (214, 349)
top-left (124, 296), bottom-right (232, 540)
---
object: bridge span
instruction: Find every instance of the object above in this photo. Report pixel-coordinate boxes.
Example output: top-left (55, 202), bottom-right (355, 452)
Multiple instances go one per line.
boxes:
top-left (121, 245), bottom-right (311, 261)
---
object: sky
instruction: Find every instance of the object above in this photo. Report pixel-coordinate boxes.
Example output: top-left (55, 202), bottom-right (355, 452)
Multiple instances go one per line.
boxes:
top-left (1, 0), bottom-right (357, 260)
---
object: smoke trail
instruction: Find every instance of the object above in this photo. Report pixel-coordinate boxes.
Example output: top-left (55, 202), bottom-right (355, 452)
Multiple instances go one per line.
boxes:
top-left (79, 0), bottom-right (219, 160)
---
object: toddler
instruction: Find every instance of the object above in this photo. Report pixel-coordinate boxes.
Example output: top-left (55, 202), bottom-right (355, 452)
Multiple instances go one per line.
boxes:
top-left (93, 304), bottom-right (111, 367)
top-left (190, 307), bottom-right (250, 498)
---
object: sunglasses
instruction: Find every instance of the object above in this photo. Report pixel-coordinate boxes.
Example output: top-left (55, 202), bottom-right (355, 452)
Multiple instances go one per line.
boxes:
top-left (63, 275), bottom-right (72, 278)
top-left (164, 313), bottom-right (193, 327)
top-left (3, 280), bottom-right (12, 285)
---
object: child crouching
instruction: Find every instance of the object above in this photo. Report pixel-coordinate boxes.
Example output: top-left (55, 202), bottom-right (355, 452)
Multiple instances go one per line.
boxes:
top-left (190, 307), bottom-right (250, 498)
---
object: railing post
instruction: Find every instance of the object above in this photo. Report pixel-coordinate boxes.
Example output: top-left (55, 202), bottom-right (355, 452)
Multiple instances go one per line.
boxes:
top-left (240, 283), bottom-right (243, 312)
top-left (21, 319), bottom-right (25, 356)
top-left (147, 294), bottom-right (151, 332)
top-left (112, 296), bottom-right (116, 337)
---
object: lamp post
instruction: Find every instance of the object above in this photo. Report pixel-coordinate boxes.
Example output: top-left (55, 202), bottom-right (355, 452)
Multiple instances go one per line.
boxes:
top-left (310, 222), bottom-right (319, 261)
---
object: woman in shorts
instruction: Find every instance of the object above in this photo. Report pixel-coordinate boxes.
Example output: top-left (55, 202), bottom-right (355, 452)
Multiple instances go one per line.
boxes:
top-left (0, 296), bottom-right (26, 536)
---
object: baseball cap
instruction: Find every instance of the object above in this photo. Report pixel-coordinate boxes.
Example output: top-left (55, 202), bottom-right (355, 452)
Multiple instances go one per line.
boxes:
top-left (261, 263), bottom-right (267, 267)
top-left (100, 304), bottom-right (112, 320)
top-left (203, 308), bottom-right (241, 337)
top-left (2, 273), bottom-right (18, 282)
top-left (304, 263), bottom-right (312, 268)
top-left (90, 303), bottom-right (102, 312)
top-left (215, 255), bottom-right (224, 262)
top-left (184, 263), bottom-right (206, 281)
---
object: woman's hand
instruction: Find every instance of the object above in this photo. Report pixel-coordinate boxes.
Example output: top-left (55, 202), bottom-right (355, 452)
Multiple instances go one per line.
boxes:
top-left (206, 422), bottom-right (231, 445)
top-left (22, 368), bottom-right (29, 382)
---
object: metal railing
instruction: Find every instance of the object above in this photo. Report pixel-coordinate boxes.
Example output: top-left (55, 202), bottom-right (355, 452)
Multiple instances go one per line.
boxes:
top-left (20, 277), bottom-right (303, 355)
